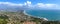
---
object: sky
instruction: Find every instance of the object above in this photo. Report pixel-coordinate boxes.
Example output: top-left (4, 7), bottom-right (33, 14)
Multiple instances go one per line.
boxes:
top-left (0, 0), bottom-right (59, 4)
top-left (0, 0), bottom-right (60, 10)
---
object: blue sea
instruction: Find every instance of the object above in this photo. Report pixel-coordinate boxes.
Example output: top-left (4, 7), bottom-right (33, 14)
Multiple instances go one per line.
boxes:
top-left (26, 10), bottom-right (60, 21)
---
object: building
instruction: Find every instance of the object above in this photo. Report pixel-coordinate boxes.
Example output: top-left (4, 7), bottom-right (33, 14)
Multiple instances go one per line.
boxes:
top-left (22, 21), bottom-right (36, 24)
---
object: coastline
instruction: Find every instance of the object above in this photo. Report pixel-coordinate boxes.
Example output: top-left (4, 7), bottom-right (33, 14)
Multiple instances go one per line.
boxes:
top-left (23, 10), bottom-right (48, 21)
top-left (23, 10), bottom-right (41, 18)
top-left (23, 10), bottom-right (31, 16)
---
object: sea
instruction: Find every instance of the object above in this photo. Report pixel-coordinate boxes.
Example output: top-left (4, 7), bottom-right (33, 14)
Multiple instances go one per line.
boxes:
top-left (25, 10), bottom-right (60, 21)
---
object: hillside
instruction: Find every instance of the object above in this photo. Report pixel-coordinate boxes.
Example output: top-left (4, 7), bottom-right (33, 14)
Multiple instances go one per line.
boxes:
top-left (0, 10), bottom-right (59, 24)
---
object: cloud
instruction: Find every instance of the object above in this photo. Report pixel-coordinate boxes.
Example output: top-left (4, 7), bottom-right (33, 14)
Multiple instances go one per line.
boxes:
top-left (0, 1), bottom-right (59, 10)
top-left (36, 3), bottom-right (57, 8)
top-left (24, 1), bottom-right (31, 5)
top-left (0, 2), bottom-right (24, 7)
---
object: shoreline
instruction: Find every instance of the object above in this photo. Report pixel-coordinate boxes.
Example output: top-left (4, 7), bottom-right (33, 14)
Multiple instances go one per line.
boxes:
top-left (23, 10), bottom-right (33, 16)
top-left (23, 10), bottom-right (48, 21)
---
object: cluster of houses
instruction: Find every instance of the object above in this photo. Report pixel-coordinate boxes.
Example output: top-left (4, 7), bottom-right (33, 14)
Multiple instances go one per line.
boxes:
top-left (0, 10), bottom-right (60, 24)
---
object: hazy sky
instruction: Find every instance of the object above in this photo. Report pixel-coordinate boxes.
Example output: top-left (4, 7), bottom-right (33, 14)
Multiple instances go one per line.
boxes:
top-left (0, 0), bottom-right (60, 10)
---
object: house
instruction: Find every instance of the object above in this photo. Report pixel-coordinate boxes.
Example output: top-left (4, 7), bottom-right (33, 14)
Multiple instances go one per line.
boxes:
top-left (22, 21), bottom-right (36, 24)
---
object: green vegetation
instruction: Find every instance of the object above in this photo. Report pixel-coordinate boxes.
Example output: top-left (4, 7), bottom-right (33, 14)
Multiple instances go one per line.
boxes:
top-left (0, 14), bottom-right (8, 24)
top-left (0, 11), bottom-right (59, 24)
